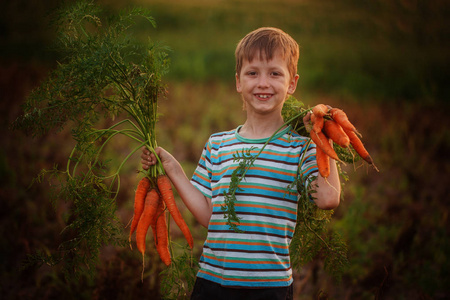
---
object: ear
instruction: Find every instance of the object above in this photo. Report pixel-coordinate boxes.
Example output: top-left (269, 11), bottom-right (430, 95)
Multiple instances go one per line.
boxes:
top-left (236, 73), bottom-right (242, 93)
top-left (287, 74), bottom-right (299, 95)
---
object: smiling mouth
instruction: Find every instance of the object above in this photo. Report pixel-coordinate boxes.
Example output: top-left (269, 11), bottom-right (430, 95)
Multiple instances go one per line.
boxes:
top-left (255, 94), bottom-right (272, 99)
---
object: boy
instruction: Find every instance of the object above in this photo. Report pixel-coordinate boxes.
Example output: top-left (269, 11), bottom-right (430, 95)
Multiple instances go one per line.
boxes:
top-left (141, 27), bottom-right (340, 300)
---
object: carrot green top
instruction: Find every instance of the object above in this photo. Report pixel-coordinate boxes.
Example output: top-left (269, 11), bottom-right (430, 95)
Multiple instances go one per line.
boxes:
top-left (191, 125), bottom-right (317, 288)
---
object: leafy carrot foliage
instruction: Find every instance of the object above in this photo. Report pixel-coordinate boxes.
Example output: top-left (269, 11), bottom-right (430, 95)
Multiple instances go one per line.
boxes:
top-left (289, 174), bottom-right (349, 281)
top-left (160, 250), bottom-right (198, 299)
top-left (221, 147), bottom-right (258, 233)
top-left (14, 1), bottom-right (169, 280)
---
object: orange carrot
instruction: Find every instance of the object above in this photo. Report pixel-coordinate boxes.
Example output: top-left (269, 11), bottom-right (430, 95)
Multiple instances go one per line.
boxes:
top-left (136, 188), bottom-right (160, 256)
top-left (344, 128), bottom-right (378, 171)
top-left (323, 119), bottom-right (350, 148)
top-left (330, 108), bottom-right (360, 136)
top-left (315, 140), bottom-right (330, 178)
top-left (157, 175), bottom-right (194, 249)
top-left (310, 130), bottom-right (341, 162)
top-left (154, 201), bottom-right (171, 266)
top-left (312, 104), bottom-right (329, 118)
top-left (129, 177), bottom-right (151, 244)
top-left (150, 204), bottom-right (158, 240)
top-left (311, 113), bottom-right (324, 134)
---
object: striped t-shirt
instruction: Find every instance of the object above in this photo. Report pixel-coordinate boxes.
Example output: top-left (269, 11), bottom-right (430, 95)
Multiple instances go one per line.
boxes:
top-left (191, 125), bottom-right (318, 288)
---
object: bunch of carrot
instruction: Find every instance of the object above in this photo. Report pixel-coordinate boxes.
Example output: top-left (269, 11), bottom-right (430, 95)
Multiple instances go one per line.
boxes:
top-left (128, 174), bottom-right (193, 271)
top-left (308, 104), bottom-right (378, 178)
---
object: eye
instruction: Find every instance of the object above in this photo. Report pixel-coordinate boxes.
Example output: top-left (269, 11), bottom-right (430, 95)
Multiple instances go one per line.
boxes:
top-left (271, 71), bottom-right (282, 76)
top-left (247, 71), bottom-right (257, 76)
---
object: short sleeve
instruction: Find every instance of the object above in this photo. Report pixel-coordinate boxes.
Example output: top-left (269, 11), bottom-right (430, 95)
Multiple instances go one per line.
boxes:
top-left (190, 139), bottom-right (213, 199)
top-left (298, 140), bottom-right (318, 188)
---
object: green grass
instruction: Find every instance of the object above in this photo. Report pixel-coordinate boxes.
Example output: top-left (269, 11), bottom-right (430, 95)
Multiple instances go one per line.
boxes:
top-left (125, 0), bottom-right (450, 101)
top-left (4, 0), bottom-right (448, 100)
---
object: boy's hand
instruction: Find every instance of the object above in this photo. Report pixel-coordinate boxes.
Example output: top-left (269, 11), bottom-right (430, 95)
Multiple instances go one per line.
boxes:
top-left (141, 147), bottom-right (156, 170)
top-left (140, 146), bottom-right (179, 175)
top-left (303, 111), bottom-right (313, 133)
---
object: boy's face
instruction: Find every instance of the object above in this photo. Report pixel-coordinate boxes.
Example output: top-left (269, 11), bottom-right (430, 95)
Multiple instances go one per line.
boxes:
top-left (236, 50), bottom-right (299, 116)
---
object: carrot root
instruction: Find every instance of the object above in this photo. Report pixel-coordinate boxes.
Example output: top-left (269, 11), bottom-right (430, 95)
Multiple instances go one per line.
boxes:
top-left (313, 116), bottom-right (324, 134)
top-left (344, 128), bottom-right (379, 172)
top-left (129, 177), bottom-right (151, 248)
top-left (136, 189), bottom-right (160, 255)
top-left (323, 119), bottom-right (350, 148)
top-left (315, 143), bottom-right (330, 179)
top-left (157, 175), bottom-right (194, 249)
top-left (154, 202), bottom-right (171, 266)
top-left (330, 108), bottom-right (361, 137)
top-left (310, 130), bottom-right (343, 163)
top-left (312, 104), bottom-right (329, 118)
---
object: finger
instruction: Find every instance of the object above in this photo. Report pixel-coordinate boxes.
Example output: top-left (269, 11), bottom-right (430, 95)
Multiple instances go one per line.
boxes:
top-left (303, 111), bottom-right (313, 133)
top-left (141, 149), bottom-right (150, 159)
top-left (154, 146), bottom-right (162, 156)
top-left (303, 111), bottom-right (311, 123)
top-left (141, 160), bottom-right (149, 170)
top-left (141, 156), bottom-right (155, 167)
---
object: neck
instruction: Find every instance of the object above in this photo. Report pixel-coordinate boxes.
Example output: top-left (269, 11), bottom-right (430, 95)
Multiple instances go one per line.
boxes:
top-left (239, 114), bottom-right (286, 139)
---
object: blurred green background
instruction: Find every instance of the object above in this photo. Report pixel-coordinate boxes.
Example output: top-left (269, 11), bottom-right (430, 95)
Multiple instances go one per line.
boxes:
top-left (1, 0), bottom-right (449, 299)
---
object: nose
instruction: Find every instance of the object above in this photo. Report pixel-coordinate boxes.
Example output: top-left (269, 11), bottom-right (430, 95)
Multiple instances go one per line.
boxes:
top-left (257, 74), bottom-right (270, 88)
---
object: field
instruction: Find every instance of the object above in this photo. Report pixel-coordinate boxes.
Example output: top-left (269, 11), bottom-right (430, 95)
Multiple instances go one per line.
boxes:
top-left (1, 0), bottom-right (449, 299)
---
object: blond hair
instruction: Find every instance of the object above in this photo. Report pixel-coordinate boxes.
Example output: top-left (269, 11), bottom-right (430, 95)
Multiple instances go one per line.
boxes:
top-left (235, 27), bottom-right (299, 79)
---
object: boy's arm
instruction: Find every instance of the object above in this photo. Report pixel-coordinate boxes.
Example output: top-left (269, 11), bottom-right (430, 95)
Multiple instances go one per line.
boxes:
top-left (141, 147), bottom-right (213, 228)
top-left (311, 157), bottom-right (341, 210)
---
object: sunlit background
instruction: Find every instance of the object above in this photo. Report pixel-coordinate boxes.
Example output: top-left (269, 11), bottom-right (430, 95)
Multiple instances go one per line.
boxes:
top-left (1, 0), bottom-right (449, 299)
